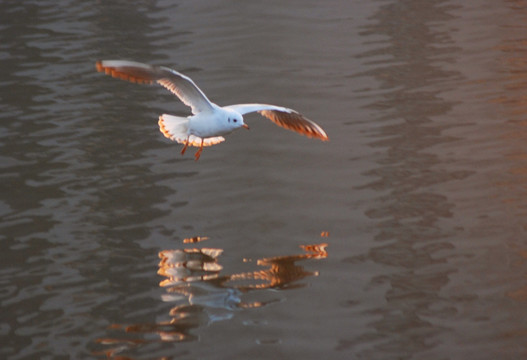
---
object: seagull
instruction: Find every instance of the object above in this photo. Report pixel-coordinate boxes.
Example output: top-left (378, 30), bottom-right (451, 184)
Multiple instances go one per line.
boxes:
top-left (96, 60), bottom-right (329, 160)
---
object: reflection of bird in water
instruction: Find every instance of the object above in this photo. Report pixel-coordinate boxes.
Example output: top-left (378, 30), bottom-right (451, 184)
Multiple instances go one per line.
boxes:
top-left (157, 243), bottom-right (328, 317)
top-left (158, 243), bottom-right (328, 291)
top-left (94, 242), bottom-right (328, 358)
top-left (96, 60), bottom-right (329, 160)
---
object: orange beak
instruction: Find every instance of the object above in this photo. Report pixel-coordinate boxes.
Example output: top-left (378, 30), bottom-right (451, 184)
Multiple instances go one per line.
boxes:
top-left (242, 123), bottom-right (250, 130)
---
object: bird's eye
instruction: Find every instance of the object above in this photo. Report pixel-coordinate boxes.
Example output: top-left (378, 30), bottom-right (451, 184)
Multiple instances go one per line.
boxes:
top-left (233, 119), bottom-right (237, 123)
top-left (228, 118), bottom-right (231, 122)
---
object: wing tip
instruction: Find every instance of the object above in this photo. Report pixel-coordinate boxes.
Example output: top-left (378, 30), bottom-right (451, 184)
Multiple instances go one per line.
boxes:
top-left (258, 109), bottom-right (329, 141)
top-left (95, 60), bottom-right (154, 85)
top-left (311, 131), bottom-right (330, 141)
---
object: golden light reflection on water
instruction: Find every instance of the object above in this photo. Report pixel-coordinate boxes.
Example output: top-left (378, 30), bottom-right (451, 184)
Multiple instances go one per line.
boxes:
top-left (507, 250), bottom-right (527, 303)
top-left (493, 17), bottom-right (527, 353)
top-left (95, 239), bottom-right (327, 358)
top-left (228, 243), bottom-right (328, 291)
top-left (182, 236), bottom-right (210, 244)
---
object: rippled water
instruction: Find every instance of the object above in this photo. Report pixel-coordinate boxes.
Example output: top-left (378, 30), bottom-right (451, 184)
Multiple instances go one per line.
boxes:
top-left (3, 0), bottom-right (527, 359)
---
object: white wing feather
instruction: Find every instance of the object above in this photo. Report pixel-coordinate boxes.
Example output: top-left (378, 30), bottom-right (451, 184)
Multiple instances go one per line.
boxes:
top-left (96, 60), bottom-right (215, 114)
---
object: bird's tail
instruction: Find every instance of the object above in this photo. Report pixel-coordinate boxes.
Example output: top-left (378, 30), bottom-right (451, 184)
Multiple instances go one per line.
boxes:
top-left (158, 114), bottom-right (189, 143)
top-left (158, 114), bottom-right (225, 147)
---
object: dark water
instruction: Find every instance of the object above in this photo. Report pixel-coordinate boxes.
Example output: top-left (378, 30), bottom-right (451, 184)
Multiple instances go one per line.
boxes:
top-left (2, 0), bottom-right (527, 359)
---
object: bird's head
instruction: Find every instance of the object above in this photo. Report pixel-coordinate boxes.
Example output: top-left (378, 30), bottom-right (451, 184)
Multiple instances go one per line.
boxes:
top-left (225, 109), bottom-right (249, 131)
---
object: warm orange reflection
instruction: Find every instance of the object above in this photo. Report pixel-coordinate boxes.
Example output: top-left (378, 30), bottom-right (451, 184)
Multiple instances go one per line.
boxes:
top-left (491, 37), bottom-right (527, 116)
top-left (183, 236), bottom-right (210, 244)
top-left (507, 249), bottom-right (527, 302)
top-left (227, 243), bottom-right (328, 290)
top-left (95, 239), bottom-right (328, 359)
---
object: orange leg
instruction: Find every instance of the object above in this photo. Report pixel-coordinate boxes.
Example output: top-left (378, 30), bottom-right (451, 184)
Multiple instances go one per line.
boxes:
top-left (181, 136), bottom-right (189, 155)
top-left (194, 139), bottom-right (204, 161)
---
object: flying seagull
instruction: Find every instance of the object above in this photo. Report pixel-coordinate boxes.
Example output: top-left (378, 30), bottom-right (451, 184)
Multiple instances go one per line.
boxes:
top-left (96, 60), bottom-right (328, 160)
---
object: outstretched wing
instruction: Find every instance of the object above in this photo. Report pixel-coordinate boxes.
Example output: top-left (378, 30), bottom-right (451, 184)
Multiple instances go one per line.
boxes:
top-left (225, 104), bottom-right (328, 141)
top-left (96, 60), bottom-right (215, 114)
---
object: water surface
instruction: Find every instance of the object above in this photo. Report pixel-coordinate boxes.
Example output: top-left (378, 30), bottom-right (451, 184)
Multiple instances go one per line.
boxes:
top-left (2, 0), bottom-right (527, 359)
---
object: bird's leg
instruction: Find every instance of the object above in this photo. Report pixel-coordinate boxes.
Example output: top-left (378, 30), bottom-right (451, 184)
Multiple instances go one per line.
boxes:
top-left (194, 139), bottom-right (204, 161)
top-left (181, 137), bottom-right (190, 155)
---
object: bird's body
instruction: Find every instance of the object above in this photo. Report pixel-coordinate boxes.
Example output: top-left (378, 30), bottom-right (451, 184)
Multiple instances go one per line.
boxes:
top-left (188, 105), bottom-right (244, 138)
top-left (96, 60), bottom-right (328, 160)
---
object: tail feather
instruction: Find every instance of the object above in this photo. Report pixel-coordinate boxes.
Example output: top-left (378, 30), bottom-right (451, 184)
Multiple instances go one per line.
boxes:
top-left (158, 114), bottom-right (225, 147)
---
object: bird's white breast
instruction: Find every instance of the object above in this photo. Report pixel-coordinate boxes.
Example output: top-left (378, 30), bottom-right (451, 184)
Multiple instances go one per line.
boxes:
top-left (188, 108), bottom-right (234, 138)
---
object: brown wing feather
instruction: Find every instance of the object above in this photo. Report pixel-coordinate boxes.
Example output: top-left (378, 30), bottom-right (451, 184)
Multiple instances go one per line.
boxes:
top-left (258, 110), bottom-right (329, 141)
top-left (95, 61), bottom-right (154, 84)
